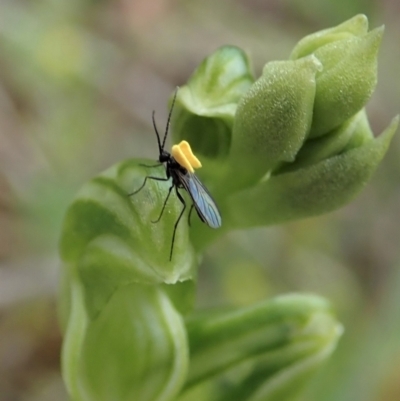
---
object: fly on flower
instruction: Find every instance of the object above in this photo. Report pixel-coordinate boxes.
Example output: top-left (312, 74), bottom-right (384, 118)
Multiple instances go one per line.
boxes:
top-left (128, 88), bottom-right (222, 261)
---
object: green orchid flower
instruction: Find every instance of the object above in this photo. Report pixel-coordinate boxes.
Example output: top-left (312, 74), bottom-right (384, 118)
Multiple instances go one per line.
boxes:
top-left (59, 14), bottom-right (397, 401)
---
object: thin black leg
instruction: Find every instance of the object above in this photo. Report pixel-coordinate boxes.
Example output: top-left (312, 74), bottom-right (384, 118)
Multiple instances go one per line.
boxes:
top-left (188, 204), bottom-right (194, 227)
top-left (152, 184), bottom-right (174, 223)
top-left (127, 175), bottom-right (169, 196)
top-left (139, 163), bottom-right (163, 168)
top-left (170, 188), bottom-right (186, 261)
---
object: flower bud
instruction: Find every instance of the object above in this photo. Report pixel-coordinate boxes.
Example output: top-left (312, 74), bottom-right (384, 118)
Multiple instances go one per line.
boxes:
top-left (291, 15), bottom-right (383, 137)
top-left (185, 294), bottom-right (342, 398)
top-left (311, 27), bottom-right (383, 137)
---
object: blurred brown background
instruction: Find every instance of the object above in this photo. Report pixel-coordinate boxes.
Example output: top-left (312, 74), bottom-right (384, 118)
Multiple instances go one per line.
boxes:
top-left (0, 1), bottom-right (399, 400)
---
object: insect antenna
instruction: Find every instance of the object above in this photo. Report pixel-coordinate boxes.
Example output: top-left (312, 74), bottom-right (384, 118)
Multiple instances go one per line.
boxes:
top-left (151, 110), bottom-right (163, 155)
top-left (161, 87), bottom-right (179, 151)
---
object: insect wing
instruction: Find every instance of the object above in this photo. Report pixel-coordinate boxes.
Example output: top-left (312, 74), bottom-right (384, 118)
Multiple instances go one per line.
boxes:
top-left (178, 171), bottom-right (221, 228)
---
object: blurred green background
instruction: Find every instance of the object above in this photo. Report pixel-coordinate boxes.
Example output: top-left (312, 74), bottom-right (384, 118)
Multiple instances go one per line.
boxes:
top-left (0, 0), bottom-right (399, 400)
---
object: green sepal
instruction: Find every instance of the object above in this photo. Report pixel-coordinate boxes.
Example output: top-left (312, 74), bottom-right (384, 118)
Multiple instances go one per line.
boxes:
top-left (226, 116), bottom-right (398, 228)
top-left (62, 277), bottom-right (189, 401)
top-left (59, 159), bottom-right (197, 318)
top-left (343, 109), bottom-right (375, 150)
top-left (277, 109), bottom-right (370, 173)
top-left (183, 294), bottom-right (342, 401)
top-left (171, 46), bottom-right (254, 169)
top-left (290, 14), bottom-right (369, 59)
top-left (223, 55), bottom-right (322, 193)
top-left (309, 27), bottom-right (383, 137)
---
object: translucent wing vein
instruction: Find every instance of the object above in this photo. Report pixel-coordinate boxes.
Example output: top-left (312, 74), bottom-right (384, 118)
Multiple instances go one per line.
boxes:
top-left (178, 171), bottom-right (221, 228)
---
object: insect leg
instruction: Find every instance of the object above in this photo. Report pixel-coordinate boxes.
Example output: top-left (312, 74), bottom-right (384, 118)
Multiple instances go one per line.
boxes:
top-left (127, 176), bottom-right (169, 196)
top-left (170, 188), bottom-right (186, 261)
top-left (188, 204), bottom-right (194, 227)
top-left (139, 163), bottom-right (163, 168)
top-left (152, 184), bottom-right (174, 223)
